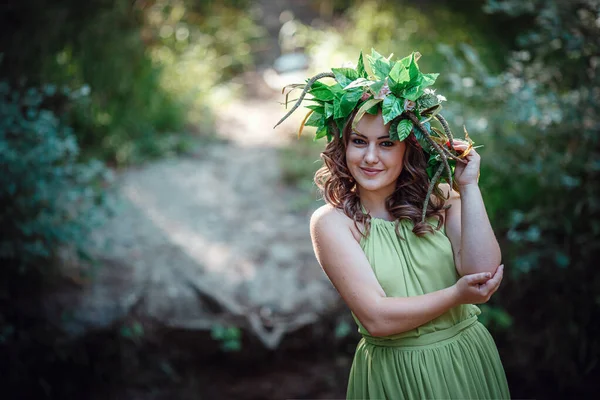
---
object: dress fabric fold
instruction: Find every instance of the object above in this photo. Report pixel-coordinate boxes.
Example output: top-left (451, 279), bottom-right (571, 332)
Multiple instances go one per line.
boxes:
top-left (346, 218), bottom-right (510, 400)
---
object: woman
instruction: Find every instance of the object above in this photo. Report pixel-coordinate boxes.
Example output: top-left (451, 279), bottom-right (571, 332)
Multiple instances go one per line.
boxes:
top-left (275, 50), bottom-right (510, 399)
top-left (311, 110), bottom-right (509, 399)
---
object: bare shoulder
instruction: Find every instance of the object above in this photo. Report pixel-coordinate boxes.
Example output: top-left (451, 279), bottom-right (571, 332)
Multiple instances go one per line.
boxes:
top-left (310, 204), bottom-right (352, 233)
top-left (310, 204), bottom-right (362, 243)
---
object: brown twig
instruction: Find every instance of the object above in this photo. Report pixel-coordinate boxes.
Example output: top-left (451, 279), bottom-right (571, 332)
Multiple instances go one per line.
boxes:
top-left (435, 114), bottom-right (456, 154)
top-left (406, 112), bottom-right (455, 190)
top-left (422, 162), bottom-right (445, 223)
top-left (273, 72), bottom-right (335, 129)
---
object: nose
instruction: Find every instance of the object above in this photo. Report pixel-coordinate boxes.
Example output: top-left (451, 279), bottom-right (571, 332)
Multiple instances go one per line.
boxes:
top-left (364, 143), bottom-right (379, 164)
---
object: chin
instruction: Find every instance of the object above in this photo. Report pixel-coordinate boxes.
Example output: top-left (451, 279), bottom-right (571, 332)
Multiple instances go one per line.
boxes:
top-left (356, 179), bottom-right (391, 192)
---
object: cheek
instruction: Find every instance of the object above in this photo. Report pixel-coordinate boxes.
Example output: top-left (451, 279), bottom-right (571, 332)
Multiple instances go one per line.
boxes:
top-left (385, 148), bottom-right (407, 173)
top-left (345, 147), bottom-right (361, 165)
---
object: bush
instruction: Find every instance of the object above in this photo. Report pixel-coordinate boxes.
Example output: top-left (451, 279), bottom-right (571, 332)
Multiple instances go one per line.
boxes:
top-left (0, 80), bottom-right (113, 272)
top-left (439, 0), bottom-right (600, 397)
top-left (0, 0), bottom-right (266, 166)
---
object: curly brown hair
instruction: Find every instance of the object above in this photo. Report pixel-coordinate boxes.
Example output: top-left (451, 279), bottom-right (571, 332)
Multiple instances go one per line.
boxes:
top-left (314, 112), bottom-right (447, 238)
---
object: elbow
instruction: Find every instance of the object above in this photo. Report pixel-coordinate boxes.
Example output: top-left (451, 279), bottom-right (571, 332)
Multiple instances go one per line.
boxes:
top-left (361, 317), bottom-right (390, 337)
top-left (365, 324), bottom-right (387, 337)
top-left (355, 297), bottom-right (394, 337)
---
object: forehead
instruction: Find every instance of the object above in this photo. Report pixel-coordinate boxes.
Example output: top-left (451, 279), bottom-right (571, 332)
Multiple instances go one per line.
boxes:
top-left (353, 111), bottom-right (390, 138)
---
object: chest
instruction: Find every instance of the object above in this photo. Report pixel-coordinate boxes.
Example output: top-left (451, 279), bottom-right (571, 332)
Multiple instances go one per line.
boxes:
top-left (361, 226), bottom-right (458, 297)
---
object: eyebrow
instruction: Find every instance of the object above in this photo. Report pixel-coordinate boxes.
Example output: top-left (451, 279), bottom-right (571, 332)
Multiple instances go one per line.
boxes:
top-left (351, 131), bottom-right (390, 140)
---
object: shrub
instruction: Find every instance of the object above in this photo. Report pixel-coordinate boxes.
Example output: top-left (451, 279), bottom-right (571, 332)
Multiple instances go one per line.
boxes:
top-left (0, 80), bottom-right (113, 272)
top-left (439, 0), bottom-right (600, 397)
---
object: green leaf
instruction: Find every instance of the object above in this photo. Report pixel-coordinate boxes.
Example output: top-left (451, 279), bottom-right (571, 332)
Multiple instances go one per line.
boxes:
top-left (332, 68), bottom-right (359, 88)
top-left (211, 324), bottom-right (226, 340)
top-left (414, 122), bottom-right (432, 151)
top-left (309, 81), bottom-right (337, 101)
top-left (335, 89), bottom-right (363, 119)
top-left (381, 95), bottom-right (403, 124)
top-left (403, 85), bottom-right (425, 101)
top-left (356, 50), bottom-right (368, 78)
top-left (352, 98), bottom-right (383, 130)
top-left (305, 111), bottom-right (323, 127)
top-left (225, 327), bottom-right (241, 339)
top-left (315, 124), bottom-right (328, 140)
top-left (367, 49), bottom-right (392, 80)
top-left (422, 73), bottom-right (439, 87)
top-left (305, 105), bottom-right (324, 114)
top-left (222, 339), bottom-right (241, 352)
top-left (397, 119), bottom-right (413, 141)
top-left (408, 53), bottom-right (421, 81)
top-left (324, 102), bottom-right (334, 119)
top-left (132, 322), bottom-right (144, 337)
top-left (398, 53), bottom-right (413, 68)
top-left (366, 102), bottom-right (380, 115)
top-left (388, 62), bottom-right (410, 94)
top-left (120, 326), bottom-right (133, 338)
top-left (335, 320), bottom-right (351, 339)
top-left (368, 80), bottom-right (385, 96)
top-left (335, 118), bottom-right (345, 136)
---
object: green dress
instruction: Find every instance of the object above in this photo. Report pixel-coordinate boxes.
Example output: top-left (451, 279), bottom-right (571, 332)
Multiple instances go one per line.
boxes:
top-left (347, 217), bottom-right (510, 399)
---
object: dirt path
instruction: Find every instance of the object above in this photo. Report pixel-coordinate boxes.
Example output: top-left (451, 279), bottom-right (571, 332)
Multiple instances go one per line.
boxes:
top-left (44, 68), bottom-right (342, 354)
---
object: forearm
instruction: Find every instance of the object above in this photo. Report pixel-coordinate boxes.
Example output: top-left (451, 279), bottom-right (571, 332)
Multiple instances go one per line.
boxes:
top-left (459, 183), bottom-right (501, 274)
top-left (364, 286), bottom-right (459, 337)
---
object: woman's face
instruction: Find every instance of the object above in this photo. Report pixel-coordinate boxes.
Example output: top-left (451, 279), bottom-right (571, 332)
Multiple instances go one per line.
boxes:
top-left (345, 111), bottom-right (407, 197)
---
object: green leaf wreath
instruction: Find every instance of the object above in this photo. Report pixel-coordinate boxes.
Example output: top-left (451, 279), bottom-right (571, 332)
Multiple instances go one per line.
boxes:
top-left (274, 49), bottom-right (476, 222)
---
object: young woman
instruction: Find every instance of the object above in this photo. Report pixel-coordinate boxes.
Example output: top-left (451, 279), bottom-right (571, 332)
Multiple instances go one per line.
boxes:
top-left (309, 110), bottom-right (510, 399)
top-left (275, 50), bottom-right (510, 399)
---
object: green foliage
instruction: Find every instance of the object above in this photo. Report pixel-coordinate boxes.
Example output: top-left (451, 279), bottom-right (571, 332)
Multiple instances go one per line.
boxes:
top-left (299, 50), bottom-right (443, 140)
top-left (438, 0), bottom-right (600, 396)
top-left (0, 0), bottom-right (266, 165)
top-left (0, 81), bottom-right (113, 271)
top-left (210, 324), bottom-right (242, 352)
top-left (301, 0), bottom-right (508, 77)
top-left (334, 320), bottom-right (352, 339)
top-left (120, 321), bottom-right (145, 341)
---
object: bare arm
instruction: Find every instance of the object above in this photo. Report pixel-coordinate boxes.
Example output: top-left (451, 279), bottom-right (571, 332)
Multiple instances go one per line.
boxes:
top-left (311, 206), bottom-right (501, 337)
top-left (444, 142), bottom-right (501, 276)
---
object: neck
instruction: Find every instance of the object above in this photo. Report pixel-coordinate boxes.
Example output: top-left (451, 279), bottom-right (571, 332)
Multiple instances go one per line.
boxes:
top-left (357, 186), bottom-right (394, 221)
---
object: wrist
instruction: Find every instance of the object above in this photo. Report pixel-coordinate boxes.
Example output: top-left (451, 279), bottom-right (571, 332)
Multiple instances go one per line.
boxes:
top-left (446, 285), bottom-right (461, 307)
top-left (458, 182), bottom-right (479, 190)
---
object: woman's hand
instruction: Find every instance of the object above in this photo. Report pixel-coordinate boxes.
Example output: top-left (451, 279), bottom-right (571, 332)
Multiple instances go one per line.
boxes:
top-left (452, 140), bottom-right (480, 187)
top-left (453, 265), bottom-right (504, 305)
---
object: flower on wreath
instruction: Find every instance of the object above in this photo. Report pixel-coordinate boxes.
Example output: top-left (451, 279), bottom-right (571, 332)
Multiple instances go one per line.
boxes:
top-left (374, 79), bottom-right (391, 100)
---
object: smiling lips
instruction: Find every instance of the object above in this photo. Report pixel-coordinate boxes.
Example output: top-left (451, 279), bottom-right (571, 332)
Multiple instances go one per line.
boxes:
top-left (360, 167), bottom-right (383, 176)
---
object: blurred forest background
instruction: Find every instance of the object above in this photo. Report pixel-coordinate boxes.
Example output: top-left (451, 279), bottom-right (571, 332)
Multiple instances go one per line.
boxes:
top-left (1, 0), bottom-right (598, 398)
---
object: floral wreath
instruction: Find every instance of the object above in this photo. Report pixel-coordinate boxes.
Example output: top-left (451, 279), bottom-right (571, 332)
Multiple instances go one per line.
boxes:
top-left (274, 49), bottom-right (475, 222)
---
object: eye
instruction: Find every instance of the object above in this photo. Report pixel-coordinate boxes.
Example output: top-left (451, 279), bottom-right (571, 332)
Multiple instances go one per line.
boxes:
top-left (380, 140), bottom-right (395, 147)
top-left (352, 138), bottom-right (366, 145)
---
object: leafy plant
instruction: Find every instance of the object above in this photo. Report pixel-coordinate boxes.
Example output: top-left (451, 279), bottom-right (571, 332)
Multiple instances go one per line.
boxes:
top-left (437, 0), bottom-right (600, 397)
top-left (0, 80), bottom-right (113, 272)
top-left (210, 324), bottom-right (242, 352)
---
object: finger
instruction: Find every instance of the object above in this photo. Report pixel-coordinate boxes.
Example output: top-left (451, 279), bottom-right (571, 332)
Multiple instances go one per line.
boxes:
top-left (490, 264), bottom-right (504, 282)
top-left (488, 265), bottom-right (504, 292)
top-left (467, 272), bottom-right (492, 285)
top-left (452, 143), bottom-right (469, 151)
